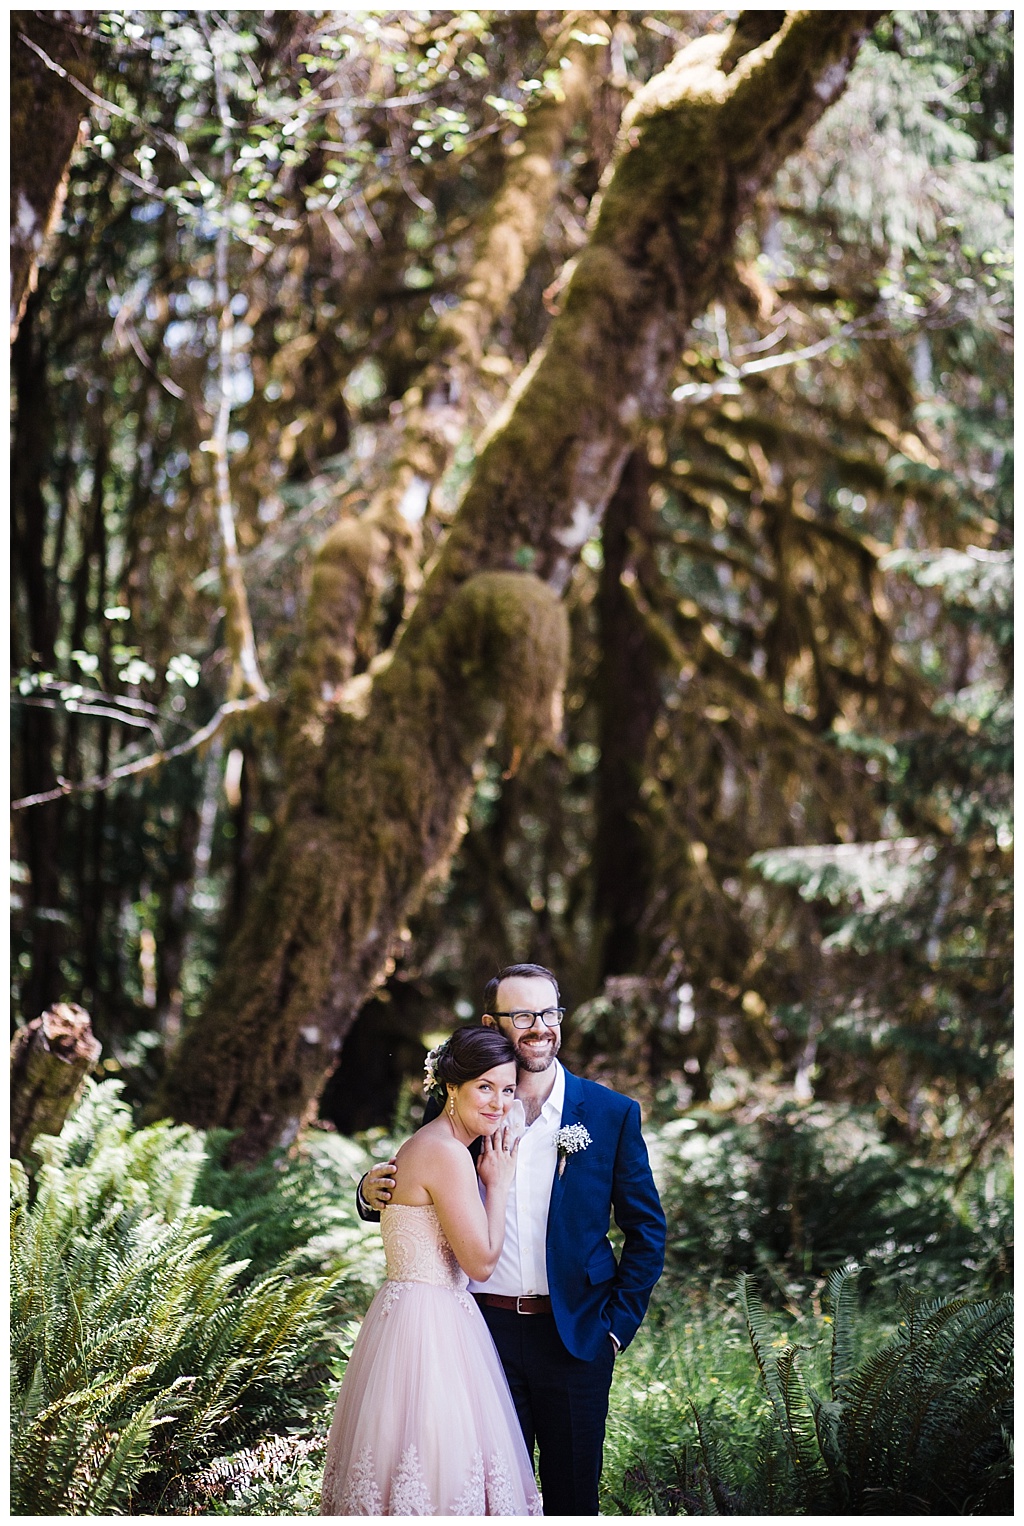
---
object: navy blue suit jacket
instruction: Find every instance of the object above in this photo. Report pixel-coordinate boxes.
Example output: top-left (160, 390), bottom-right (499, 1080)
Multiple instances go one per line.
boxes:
top-left (358, 1065), bottom-right (665, 1363)
top-left (546, 1066), bottom-right (665, 1360)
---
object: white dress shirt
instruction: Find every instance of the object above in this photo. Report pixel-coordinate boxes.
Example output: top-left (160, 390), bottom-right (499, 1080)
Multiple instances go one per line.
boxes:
top-left (468, 1060), bottom-right (565, 1297)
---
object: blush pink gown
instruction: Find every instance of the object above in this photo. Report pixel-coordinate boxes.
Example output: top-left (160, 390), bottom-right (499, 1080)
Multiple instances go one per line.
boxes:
top-left (319, 1202), bottom-right (542, 1515)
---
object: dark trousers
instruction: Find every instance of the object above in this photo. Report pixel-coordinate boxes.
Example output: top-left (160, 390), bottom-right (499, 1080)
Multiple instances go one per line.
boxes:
top-left (479, 1305), bottom-right (615, 1516)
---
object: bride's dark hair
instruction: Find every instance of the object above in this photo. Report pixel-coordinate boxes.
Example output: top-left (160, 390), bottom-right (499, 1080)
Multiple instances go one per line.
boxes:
top-left (433, 1025), bottom-right (516, 1096)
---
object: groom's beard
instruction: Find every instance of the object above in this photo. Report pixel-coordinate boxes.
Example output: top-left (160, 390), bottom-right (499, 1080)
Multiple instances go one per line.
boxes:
top-left (513, 1028), bottom-right (560, 1072)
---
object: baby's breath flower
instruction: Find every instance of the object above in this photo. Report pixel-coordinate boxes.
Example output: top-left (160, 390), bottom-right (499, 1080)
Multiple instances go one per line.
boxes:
top-left (555, 1123), bottom-right (592, 1176)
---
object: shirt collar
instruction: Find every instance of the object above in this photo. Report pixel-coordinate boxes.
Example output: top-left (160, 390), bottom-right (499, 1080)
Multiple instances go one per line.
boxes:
top-left (540, 1059), bottom-right (565, 1123)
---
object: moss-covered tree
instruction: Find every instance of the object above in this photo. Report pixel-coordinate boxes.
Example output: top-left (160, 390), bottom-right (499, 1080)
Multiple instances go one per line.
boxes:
top-left (153, 11), bottom-right (878, 1157)
top-left (19, 12), bottom-right (1006, 1173)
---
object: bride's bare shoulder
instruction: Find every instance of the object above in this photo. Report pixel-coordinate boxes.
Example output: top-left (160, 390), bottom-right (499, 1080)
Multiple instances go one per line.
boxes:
top-left (391, 1120), bottom-right (471, 1202)
top-left (400, 1119), bottom-right (467, 1166)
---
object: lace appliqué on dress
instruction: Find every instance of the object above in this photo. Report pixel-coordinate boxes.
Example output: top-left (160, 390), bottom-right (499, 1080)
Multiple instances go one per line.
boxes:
top-left (378, 1280), bottom-right (408, 1316)
top-left (485, 1451), bottom-right (522, 1516)
top-left (389, 1443), bottom-right (434, 1515)
top-left (450, 1450), bottom-right (486, 1515)
top-left (452, 1289), bottom-right (476, 1314)
top-left (381, 1203), bottom-right (466, 1291)
top-left (337, 1447), bottom-right (383, 1515)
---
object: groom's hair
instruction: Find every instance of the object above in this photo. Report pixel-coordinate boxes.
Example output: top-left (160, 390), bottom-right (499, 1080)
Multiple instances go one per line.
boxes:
top-left (483, 963), bottom-right (560, 1014)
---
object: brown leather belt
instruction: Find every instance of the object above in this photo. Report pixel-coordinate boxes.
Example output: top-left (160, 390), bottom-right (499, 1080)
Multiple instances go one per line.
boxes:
top-left (474, 1292), bottom-right (553, 1315)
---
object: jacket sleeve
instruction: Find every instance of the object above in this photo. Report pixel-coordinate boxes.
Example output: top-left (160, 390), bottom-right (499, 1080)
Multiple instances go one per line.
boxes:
top-left (355, 1173), bottom-right (381, 1224)
top-left (606, 1099), bottom-right (666, 1351)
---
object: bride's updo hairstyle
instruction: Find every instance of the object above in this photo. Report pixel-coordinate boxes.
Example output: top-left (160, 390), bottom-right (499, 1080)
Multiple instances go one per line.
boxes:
top-left (427, 1026), bottom-right (516, 1103)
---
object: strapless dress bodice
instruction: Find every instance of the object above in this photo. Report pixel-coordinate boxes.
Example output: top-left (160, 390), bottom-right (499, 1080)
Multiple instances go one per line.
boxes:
top-left (381, 1202), bottom-right (468, 1292)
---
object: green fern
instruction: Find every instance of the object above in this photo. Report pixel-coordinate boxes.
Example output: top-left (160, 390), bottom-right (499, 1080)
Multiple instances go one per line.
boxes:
top-left (624, 1274), bottom-right (1012, 1514)
top-left (840, 1290), bottom-right (1013, 1512)
top-left (826, 1263), bottom-right (859, 1397)
top-left (10, 1081), bottom-right (350, 1515)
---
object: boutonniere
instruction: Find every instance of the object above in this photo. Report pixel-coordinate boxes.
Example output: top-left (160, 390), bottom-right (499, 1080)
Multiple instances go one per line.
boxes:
top-left (555, 1123), bottom-right (592, 1177)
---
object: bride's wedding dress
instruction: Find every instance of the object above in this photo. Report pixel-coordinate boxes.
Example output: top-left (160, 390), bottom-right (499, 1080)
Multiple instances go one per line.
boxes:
top-left (320, 1202), bottom-right (542, 1515)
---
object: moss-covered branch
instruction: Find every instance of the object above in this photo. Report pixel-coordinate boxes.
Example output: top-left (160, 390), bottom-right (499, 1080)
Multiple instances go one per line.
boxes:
top-left (155, 572), bottom-right (568, 1155)
top-left (407, 11), bottom-right (878, 615)
top-left (284, 17), bottom-right (609, 733)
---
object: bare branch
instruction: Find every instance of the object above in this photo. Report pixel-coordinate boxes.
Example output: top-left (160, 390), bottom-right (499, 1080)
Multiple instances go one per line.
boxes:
top-left (15, 29), bottom-right (217, 196)
top-left (622, 571), bottom-right (836, 757)
top-left (203, 18), bottom-right (269, 702)
top-left (12, 696), bottom-right (164, 741)
top-left (654, 528), bottom-right (775, 588)
top-left (10, 695), bottom-right (267, 812)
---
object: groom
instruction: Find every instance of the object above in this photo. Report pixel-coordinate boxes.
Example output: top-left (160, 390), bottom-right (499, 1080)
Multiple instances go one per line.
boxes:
top-left (357, 962), bottom-right (666, 1514)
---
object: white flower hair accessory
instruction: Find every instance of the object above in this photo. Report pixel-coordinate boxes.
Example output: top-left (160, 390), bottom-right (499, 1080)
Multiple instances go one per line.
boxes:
top-left (555, 1122), bottom-right (592, 1177)
top-left (423, 1042), bottom-right (449, 1099)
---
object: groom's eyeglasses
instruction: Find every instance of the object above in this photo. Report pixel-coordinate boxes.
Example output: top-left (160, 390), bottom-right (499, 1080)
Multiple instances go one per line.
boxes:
top-left (493, 1008), bottom-right (565, 1030)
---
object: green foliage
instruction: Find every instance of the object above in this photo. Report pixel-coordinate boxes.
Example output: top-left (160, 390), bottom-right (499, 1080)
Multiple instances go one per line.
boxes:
top-left (192, 1126), bottom-right (384, 1295)
top-left (747, 539), bottom-right (1012, 1152)
top-left (9, 1082), bottom-right (379, 1515)
top-left (609, 1273), bottom-right (1013, 1515)
top-left (171, 1433), bottom-right (328, 1516)
top-left (785, 23), bottom-right (1012, 259)
top-left (656, 1102), bottom-right (1012, 1292)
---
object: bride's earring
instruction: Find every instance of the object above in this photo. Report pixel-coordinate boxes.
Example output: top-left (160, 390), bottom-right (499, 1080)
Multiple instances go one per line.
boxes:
top-left (447, 1092), bottom-right (456, 1120)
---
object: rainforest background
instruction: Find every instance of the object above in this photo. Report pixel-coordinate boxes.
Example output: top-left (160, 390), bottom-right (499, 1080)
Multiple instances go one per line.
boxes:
top-left (10, 8), bottom-right (1012, 1515)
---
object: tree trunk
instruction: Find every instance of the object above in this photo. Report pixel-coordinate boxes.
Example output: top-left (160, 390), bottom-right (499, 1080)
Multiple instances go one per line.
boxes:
top-left (156, 11), bottom-right (877, 1159)
top-left (10, 12), bottom-right (96, 339)
top-left (155, 573), bottom-right (569, 1155)
top-left (10, 1003), bottom-right (101, 1161)
top-left (593, 450), bottom-right (664, 978)
top-left (12, 299), bottom-right (65, 1020)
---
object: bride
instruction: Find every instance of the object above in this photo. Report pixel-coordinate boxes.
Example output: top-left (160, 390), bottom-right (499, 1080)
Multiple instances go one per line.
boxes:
top-left (320, 1026), bottom-right (542, 1515)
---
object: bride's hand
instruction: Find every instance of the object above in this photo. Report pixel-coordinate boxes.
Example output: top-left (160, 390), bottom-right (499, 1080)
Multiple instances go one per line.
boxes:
top-left (476, 1120), bottom-right (519, 1192)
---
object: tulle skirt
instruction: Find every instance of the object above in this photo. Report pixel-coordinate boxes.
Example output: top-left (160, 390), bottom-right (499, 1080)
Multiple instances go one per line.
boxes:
top-left (320, 1279), bottom-right (542, 1515)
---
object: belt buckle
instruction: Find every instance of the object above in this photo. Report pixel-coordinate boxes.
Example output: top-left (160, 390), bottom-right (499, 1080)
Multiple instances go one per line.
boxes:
top-left (516, 1295), bottom-right (531, 1314)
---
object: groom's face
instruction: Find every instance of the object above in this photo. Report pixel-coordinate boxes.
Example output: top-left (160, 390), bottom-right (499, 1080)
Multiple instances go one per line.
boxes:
top-left (486, 974), bottom-right (562, 1074)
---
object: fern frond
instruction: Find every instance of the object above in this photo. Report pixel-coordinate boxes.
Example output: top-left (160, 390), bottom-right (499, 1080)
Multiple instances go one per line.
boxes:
top-left (776, 1343), bottom-right (830, 1491)
top-left (170, 1433), bottom-right (325, 1508)
top-left (688, 1398), bottom-right (729, 1515)
top-left (737, 1274), bottom-right (788, 1429)
top-left (807, 1384), bottom-right (848, 1506)
top-left (826, 1263), bottom-right (859, 1399)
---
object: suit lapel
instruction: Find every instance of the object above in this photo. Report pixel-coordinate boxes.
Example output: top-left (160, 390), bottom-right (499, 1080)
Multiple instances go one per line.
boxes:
top-left (548, 1066), bottom-right (585, 1217)
top-left (558, 1065), bottom-right (585, 1127)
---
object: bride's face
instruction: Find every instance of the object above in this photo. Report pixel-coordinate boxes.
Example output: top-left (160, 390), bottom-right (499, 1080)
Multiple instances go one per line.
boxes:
top-left (456, 1063), bottom-right (517, 1136)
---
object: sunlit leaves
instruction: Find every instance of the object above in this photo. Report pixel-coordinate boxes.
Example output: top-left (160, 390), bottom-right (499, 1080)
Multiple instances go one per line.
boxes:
top-left (484, 94), bottom-right (528, 128)
top-left (166, 654), bottom-right (202, 688)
